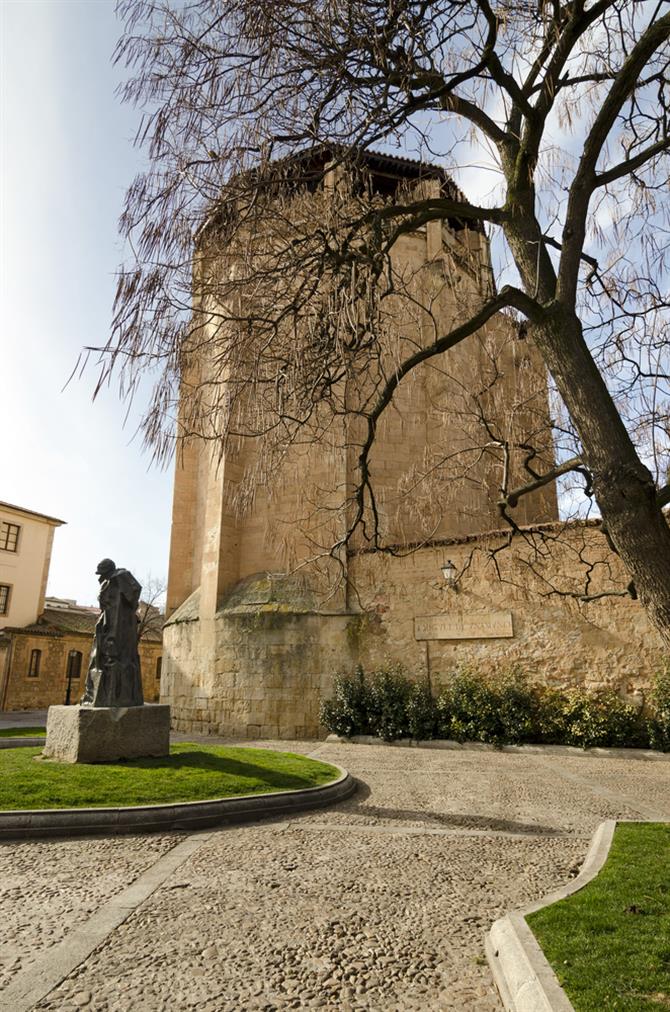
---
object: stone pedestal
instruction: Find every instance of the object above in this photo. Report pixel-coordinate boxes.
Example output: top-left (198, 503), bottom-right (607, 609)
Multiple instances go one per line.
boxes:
top-left (42, 705), bottom-right (171, 764)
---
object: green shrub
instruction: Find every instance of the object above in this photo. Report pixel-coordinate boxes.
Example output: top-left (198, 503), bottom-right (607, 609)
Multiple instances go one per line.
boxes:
top-left (534, 687), bottom-right (647, 749)
top-left (439, 671), bottom-right (491, 744)
top-left (319, 664), bottom-right (416, 741)
top-left (648, 667), bottom-right (670, 752)
top-left (594, 690), bottom-right (648, 749)
top-left (406, 679), bottom-right (438, 741)
top-left (496, 669), bottom-right (537, 744)
top-left (319, 666), bottom-right (370, 738)
top-left (434, 690), bottom-right (452, 740)
top-left (556, 689), bottom-right (611, 748)
top-left (367, 665), bottom-right (412, 741)
top-left (531, 686), bottom-right (572, 744)
top-left (435, 668), bottom-right (536, 745)
top-left (437, 669), bottom-right (504, 744)
top-left (321, 662), bottom-right (656, 750)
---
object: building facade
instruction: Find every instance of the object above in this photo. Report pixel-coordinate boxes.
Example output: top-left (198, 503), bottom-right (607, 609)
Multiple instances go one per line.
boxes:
top-left (0, 599), bottom-right (163, 712)
top-left (0, 501), bottom-right (65, 629)
top-left (0, 501), bottom-right (164, 712)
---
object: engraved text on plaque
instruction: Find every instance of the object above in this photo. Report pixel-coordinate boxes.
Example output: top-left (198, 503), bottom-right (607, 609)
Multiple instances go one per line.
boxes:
top-left (414, 612), bottom-right (514, 641)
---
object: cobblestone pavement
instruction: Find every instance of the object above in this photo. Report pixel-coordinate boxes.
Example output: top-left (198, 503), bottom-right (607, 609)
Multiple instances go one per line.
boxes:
top-left (3, 739), bottom-right (670, 1011)
top-left (0, 834), bottom-right (176, 993)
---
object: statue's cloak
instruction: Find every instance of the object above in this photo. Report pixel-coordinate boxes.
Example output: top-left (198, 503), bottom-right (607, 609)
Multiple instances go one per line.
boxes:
top-left (82, 568), bottom-right (144, 708)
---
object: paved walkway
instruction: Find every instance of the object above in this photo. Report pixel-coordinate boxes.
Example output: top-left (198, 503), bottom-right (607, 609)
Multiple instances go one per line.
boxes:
top-left (2, 737), bottom-right (670, 1011)
top-left (0, 709), bottom-right (47, 730)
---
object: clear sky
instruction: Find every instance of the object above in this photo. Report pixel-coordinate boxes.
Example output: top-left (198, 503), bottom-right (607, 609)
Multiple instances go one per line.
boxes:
top-left (1, 0), bottom-right (173, 606)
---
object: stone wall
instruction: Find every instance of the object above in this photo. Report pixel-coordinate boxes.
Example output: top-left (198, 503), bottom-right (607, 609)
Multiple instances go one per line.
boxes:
top-left (167, 204), bottom-right (557, 619)
top-left (1, 632), bottom-right (163, 711)
top-left (347, 525), bottom-right (666, 704)
top-left (163, 576), bottom-right (362, 738)
top-left (162, 526), bottom-right (667, 738)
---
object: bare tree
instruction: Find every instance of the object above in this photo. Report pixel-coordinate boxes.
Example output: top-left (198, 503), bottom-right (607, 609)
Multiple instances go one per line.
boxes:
top-left (137, 574), bottom-right (166, 642)
top-left (103, 1), bottom-right (670, 642)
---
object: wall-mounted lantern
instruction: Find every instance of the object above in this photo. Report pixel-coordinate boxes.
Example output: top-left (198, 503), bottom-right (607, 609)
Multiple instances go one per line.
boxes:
top-left (441, 559), bottom-right (457, 589)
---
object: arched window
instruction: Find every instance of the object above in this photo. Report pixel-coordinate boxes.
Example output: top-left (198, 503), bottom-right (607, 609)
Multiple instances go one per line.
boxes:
top-left (156, 656), bottom-right (162, 679)
top-left (28, 649), bottom-right (41, 678)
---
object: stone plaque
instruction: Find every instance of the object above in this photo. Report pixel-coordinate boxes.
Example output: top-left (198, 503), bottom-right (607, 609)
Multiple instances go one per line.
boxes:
top-left (414, 612), bottom-right (513, 641)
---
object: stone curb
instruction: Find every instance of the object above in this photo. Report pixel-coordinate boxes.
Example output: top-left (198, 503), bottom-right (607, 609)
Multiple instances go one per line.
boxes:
top-left (485, 819), bottom-right (617, 1011)
top-left (0, 737), bottom-right (45, 749)
top-left (326, 734), bottom-right (670, 761)
top-left (0, 765), bottom-right (356, 841)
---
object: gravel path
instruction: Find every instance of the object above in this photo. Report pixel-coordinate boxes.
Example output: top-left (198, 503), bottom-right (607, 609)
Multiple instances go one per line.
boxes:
top-left (2, 738), bottom-right (670, 1011)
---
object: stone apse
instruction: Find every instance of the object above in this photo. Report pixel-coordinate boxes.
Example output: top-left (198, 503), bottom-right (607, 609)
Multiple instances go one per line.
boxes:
top-left (162, 149), bottom-right (662, 739)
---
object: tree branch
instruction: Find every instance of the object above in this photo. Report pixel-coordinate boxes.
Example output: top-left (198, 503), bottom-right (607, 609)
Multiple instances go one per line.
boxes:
top-left (543, 233), bottom-right (599, 282)
top-left (499, 455), bottom-right (585, 510)
top-left (558, 11), bottom-right (670, 304)
top-left (432, 91), bottom-right (506, 145)
top-left (517, 0), bottom-right (618, 182)
top-left (474, 0), bottom-right (535, 120)
top-left (358, 197), bottom-right (510, 229)
top-left (352, 285), bottom-right (541, 544)
top-left (657, 484), bottom-right (670, 510)
top-left (595, 136), bottom-right (670, 188)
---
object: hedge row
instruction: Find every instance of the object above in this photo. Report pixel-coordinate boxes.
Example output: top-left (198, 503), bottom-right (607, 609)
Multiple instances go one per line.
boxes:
top-left (320, 664), bottom-right (670, 751)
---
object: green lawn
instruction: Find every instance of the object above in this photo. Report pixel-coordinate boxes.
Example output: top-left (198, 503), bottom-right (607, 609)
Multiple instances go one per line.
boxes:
top-left (0, 727), bottom-right (46, 738)
top-left (528, 823), bottom-right (670, 1011)
top-left (0, 744), bottom-right (340, 810)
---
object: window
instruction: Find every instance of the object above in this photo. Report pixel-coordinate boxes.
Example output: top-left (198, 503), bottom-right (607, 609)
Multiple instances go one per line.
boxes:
top-left (156, 656), bottom-right (163, 679)
top-left (0, 522), bottom-right (20, 553)
top-left (67, 651), bottom-right (82, 679)
top-left (0, 584), bottom-right (10, 615)
top-left (28, 649), bottom-right (41, 678)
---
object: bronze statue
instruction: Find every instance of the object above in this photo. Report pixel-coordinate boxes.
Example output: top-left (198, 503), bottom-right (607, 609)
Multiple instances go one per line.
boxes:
top-left (81, 559), bottom-right (144, 708)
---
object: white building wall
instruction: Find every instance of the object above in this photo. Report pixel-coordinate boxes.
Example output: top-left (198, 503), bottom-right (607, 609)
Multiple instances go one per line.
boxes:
top-left (0, 504), bottom-right (62, 629)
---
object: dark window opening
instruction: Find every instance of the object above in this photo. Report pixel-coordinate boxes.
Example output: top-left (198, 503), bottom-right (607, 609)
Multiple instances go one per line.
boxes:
top-left (0, 522), bottom-right (20, 552)
top-left (0, 584), bottom-right (9, 615)
top-left (28, 649), bottom-right (41, 678)
top-left (67, 651), bottom-right (82, 679)
top-left (156, 656), bottom-right (163, 679)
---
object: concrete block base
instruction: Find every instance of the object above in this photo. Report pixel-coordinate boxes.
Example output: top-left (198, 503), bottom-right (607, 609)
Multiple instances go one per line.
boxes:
top-left (42, 705), bottom-right (171, 764)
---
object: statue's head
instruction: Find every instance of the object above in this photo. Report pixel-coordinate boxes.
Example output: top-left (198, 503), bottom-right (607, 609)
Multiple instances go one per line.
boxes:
top-left (96, 558), bottom-right (116, 581)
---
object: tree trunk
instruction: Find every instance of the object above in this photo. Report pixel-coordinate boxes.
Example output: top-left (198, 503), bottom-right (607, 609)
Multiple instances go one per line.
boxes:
top-left (530, 303), bottom-right (670, 648)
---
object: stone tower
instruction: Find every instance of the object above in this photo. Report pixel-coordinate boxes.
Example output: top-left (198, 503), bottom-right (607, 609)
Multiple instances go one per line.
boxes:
top-left (163, 148), bottom-right (557, 738)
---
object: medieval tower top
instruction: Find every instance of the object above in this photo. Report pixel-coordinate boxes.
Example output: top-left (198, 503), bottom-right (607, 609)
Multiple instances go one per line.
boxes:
top-left (166, 146), bottom-right (557, 618)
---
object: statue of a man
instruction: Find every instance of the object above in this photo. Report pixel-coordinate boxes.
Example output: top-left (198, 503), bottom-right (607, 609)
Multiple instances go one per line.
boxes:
top-left (81, 559), bottom-right (144, 708)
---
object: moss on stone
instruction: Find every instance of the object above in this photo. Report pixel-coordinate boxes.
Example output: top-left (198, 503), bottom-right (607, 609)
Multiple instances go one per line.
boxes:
top-left (345, 612), bottom-right (380, 653)
top-left (164, 588), bottom-right (200, 626)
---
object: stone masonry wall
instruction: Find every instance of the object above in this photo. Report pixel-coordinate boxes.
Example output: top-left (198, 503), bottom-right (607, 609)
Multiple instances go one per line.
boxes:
top-left (163, 525), bottom-right (667, 739)
top-left (348, 525), bottom-right (666, 703)
top-left (167, 202), bottom-right (558, 618)
top-left (164, 602), bottom-right (361, 739)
